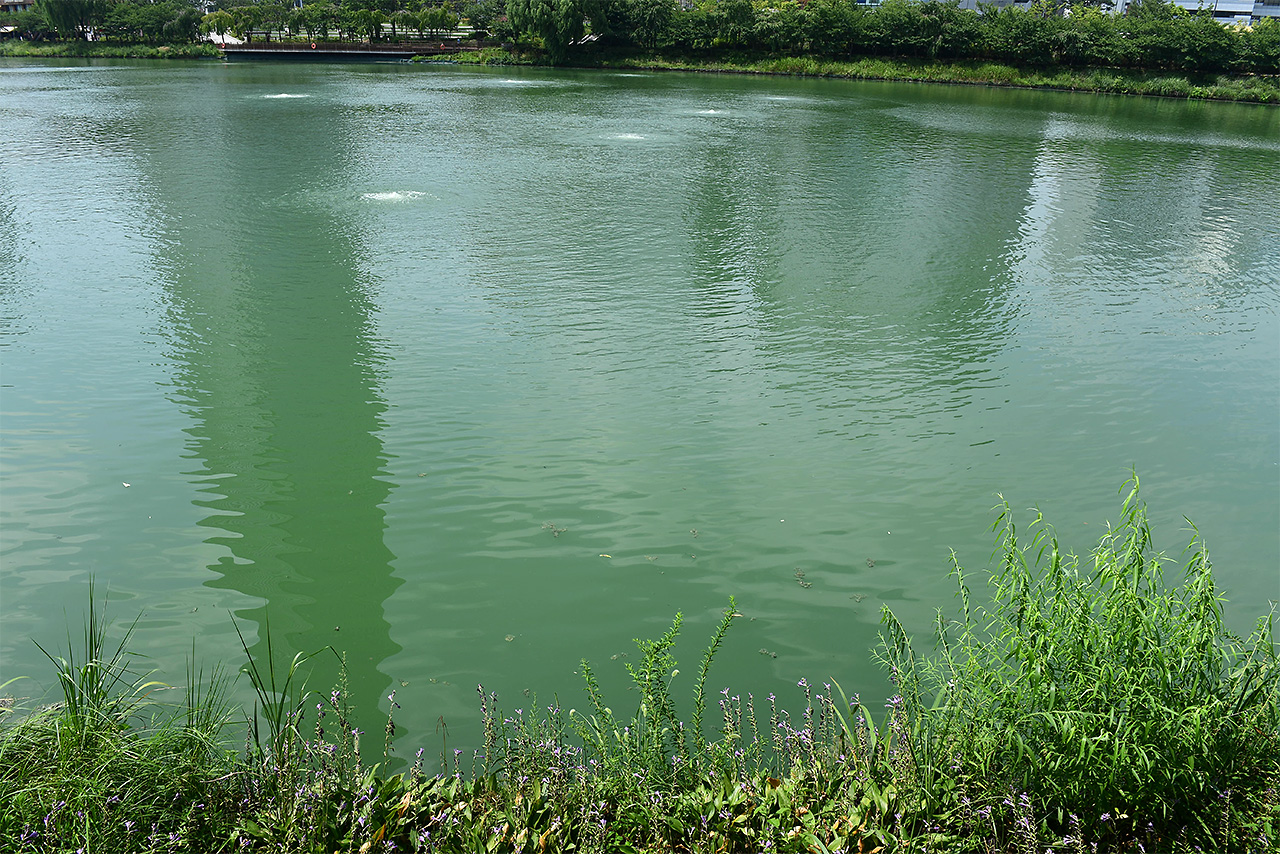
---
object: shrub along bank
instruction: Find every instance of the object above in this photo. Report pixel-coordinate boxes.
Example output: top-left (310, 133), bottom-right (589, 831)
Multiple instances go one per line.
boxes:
top-left (4, 0), bottom-right (1280, 78)
top-left (449, 47), bottom-right (1280, 102)
top-left (0, 40), bottom-right (219, 57)
top-left (1, 477), bottom-right (1276, 852)
top-left (508, 0), bottom-right (1280, 73)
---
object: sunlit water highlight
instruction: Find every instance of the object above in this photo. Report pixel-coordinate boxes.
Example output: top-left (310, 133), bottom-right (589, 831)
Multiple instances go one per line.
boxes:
top-left (361, 191), bottom-right (435, 202)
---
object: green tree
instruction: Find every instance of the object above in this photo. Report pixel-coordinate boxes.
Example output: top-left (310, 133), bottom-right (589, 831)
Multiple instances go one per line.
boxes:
top-left (1241, 16), bottom-right (1280, 74)
top-left (392, 7), bottom-right (416, 37)
top-left (36, 0), bottom-right (105, 39)
top-left (336, 6), bottom-right (357, 38)
top-left (1054, 4), bottom-right (1126, 67)
top-left (298, 3), bottom-right (339, 40)
top-left (419, 4), bottom-right (458, 36)
top-left (351, 6), bottom-right (387, 39)
top-left (1119, 0), bottom-right (1238, 70)
top-left (201, 8), bottom-right (234, 40)
top-left (506, 0), bottom-right (586, 62)
top-left (228, 4), bottom-right (263, 41)
top-left (628, 0), bottom-right (673, 49)
top-left (863, 0), bottom-right (927, 56)
top-left (664, 2), bottom-right (715, 49)
top-left (979, 5), bottom-right (1059, 64)
top-left (2, 7), bottom-right (55, 38)
top-left (915, 0), bottom-right (981, 59)
top-left (709, 0), bottom-right (755, 48)
top-left (96, 0), bottom-right (201, 43)
top-left (577, 0), bottom-right (626, 40)
top-left (800, 0), bottom-right (869, 58)
top-left (254, 0), bottom-right (290, 39)
top-left (165, 4), bottom-right (202, 41)
top-left (753, 0), bottom-right (804, 54)
top-left (461, 0), bottom-right (504, 36)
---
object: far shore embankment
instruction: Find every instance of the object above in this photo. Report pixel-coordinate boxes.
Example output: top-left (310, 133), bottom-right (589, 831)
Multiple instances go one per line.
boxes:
top-left (2, 39), bottom-right (1278, 104)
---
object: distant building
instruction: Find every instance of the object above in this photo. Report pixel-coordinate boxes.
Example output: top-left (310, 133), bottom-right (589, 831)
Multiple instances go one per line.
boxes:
top-left (1113, 0), bottom-right (1280, 22)
top-left (1111, 0), bottom-right (1277, 22)
top-left (858, 0), bottom-right (1279, 23)
top-left (1210, 0), bottom-right (1279, 21)
top-left (0, 0), bottom-right (37, 13)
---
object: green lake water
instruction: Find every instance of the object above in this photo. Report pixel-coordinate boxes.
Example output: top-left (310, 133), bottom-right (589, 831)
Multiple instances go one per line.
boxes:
top-left (2, 58), bottom-right (1278, 765)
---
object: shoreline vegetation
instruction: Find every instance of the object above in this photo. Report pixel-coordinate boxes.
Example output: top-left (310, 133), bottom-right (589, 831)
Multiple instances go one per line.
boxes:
top-left (3, 39), bottom-right (1278, 103)
top-left (0, 40), bottom-right (220, 57)
top-left (3, 0), bottom-right (1280, 102)
top-left (2, 477), bottom-right (1277, 852)
top-left (459, 47), bottom-right (1280, 101)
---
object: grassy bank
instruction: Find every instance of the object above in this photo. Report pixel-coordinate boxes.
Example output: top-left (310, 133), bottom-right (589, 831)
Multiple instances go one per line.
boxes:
top-left (634, 53), bottom-right (1280, 102)
top-left (2, 477), bottom-right (1276, 852)
top-left (0, 41), bottom-right (220, 59)
top-left (3, 39), bottom-right (1276, 102)
top-left (456, 46), bottom-right (1280, 103)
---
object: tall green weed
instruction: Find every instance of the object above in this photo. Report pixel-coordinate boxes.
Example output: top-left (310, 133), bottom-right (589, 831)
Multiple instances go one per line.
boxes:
top-left (877, 474), bottom-right (1279, 851)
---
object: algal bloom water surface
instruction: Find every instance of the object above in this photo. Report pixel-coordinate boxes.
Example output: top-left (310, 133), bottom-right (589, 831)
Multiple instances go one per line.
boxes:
top-left (0, 58), bottom-right (1276, 757)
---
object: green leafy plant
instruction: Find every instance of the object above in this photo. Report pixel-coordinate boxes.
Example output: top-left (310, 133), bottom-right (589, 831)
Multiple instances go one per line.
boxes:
top-left (232, 614), bottom-right (334, 764)
top-left (877, 474), bottom-right (1280, 851)
top-left (32, 582), bottom-right (166, 736)
top-left (570, 597), bottom-right (739, 786)
top-left (1, 588), bottom-right (241, 853)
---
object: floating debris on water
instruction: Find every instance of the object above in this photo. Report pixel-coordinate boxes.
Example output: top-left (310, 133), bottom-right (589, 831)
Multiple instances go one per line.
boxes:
top-left (504, 634), bottom-right (515, 642)
top-left (758, 648), bottom-right (777, 658)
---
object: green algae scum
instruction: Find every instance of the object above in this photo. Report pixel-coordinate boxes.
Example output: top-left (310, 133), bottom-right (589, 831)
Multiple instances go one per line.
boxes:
top-left (1, 55), bottom-right (1278, 852)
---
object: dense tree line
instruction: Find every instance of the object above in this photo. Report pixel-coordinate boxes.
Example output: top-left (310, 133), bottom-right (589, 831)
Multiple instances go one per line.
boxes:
top-left (1, 0), bottom-right (497, 43)
top-left (4, 0), bottom-right (1277, 74)
top-left (6, 0), bottom-right (201, 41)
top-left (199, 0), bottom-right (499, 43)
top-left (543, 0), bottom-right (1280, 73)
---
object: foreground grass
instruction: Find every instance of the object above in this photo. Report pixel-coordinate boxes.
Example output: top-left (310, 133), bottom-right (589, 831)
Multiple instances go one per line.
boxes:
top-left (2, 477), bottom-right (1276, 852)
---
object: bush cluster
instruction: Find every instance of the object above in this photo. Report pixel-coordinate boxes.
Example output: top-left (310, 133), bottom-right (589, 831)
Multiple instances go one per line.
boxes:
top-left (656, 0), bottom-right (1280, 74)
